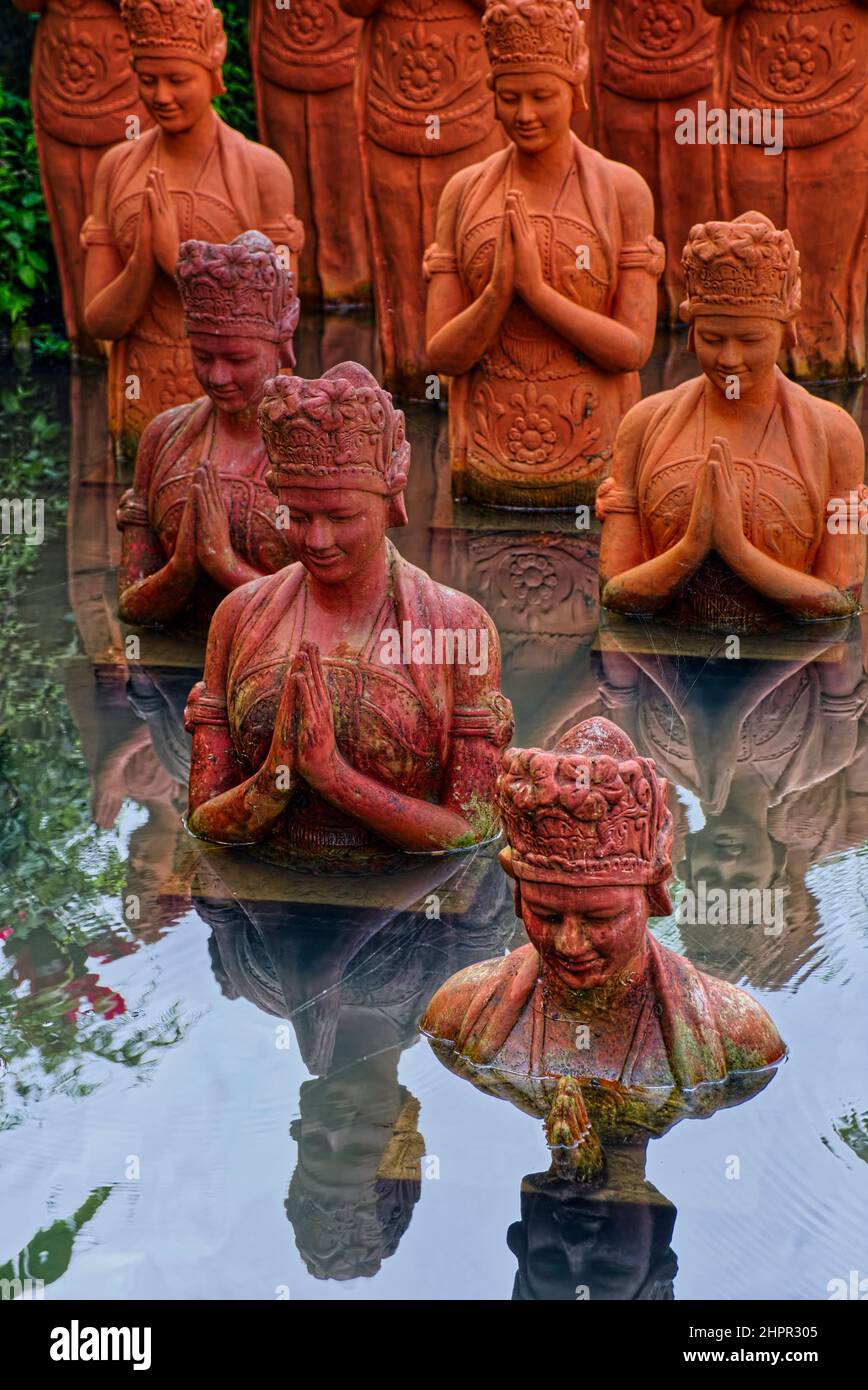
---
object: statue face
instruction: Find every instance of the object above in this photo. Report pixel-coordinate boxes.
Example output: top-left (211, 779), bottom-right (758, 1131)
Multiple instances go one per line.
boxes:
top-left (693, 314), bottom-right (785, 399)
top-left (275, 486), bottom-right (389, 582)
top-left (517, 882), bottom-right (648, 991)
top-left (686, 812), bottom-right (776, 892)
top-left (493, 72), bottom-right (573, 153)
top-left (134, 58), bottom-right (214, 132)
top-left (188, 333), bottom-right (279, 415)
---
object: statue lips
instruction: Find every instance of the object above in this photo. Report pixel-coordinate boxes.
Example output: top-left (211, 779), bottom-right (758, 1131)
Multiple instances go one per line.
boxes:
top-left (552, 949), bottom-right (605, 985)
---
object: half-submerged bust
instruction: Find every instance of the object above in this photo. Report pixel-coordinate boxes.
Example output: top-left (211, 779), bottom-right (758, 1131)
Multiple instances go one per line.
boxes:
top-left (185, 363), bottom-right (515, 869)
top-left (422, 717), bottom-right (785, 1090)
top-left (598, 212), bottom-right (866, 632)
top-left (425, 0), bottom-right (664, 508)
top-left (117, 231), bottom-right (300, 629)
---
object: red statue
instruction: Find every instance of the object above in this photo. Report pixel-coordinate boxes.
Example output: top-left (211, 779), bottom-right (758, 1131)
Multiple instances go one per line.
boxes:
top-left (703, 0), bottom-right (868, 380)
top-left (248, 0), bottom-right (369, 306)
top-left (589, 0), bottom-right (716, 323)
top-left (185, 362), bottom-right (515, 868)
top-left (598, 212), bottom-right (867, 631)
top-left (82, 0), bottom-right (304, 463)
top-left (425, 0), bottom-right (664, 508)
top-left (14, 0), bottom-right (152, 358)
top-left (423, 716), bottom-right (786, 1086)
top-left (116, 231), bottom-right (300, 629)
top-left (339, 0), bottom-right (504, 398)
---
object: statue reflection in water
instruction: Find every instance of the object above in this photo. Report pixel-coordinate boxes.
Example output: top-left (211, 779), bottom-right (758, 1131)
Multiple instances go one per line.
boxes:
top-left (193, 845), bottom-right (517, 1282)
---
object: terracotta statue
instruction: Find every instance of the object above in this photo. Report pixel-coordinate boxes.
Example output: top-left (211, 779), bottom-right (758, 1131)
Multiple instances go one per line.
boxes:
top-left (185, 362), bottom-right (515, 869)
top-left (703, 0), bottom-right (868, 380)
top-left (589, 0), bottom-right (716, 323)
top-left (425, 0), bottom-right (664, 508)
top-left (598, 212), bottom-right (867, 631)
top-left (14, 0), bottom-right (152, 358)
top-left (422, 716), bottom-right (786, 1088)
top-left (339, 0), bottom-right (504, 398)
top-left (82, 0), bottom-right (304, 464)
top-left (248, 0), bottom-right (369, 306)
top-left (116, 231), bottom-right (299, 629)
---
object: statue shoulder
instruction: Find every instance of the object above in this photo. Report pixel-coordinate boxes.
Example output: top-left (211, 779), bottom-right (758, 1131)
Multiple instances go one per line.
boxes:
top-left (700, 970), bottom-right (787, 1073)
top-left (605, 155), bottom-right (656, 234)
top-left (421, 952), bottom-right (518, 1045)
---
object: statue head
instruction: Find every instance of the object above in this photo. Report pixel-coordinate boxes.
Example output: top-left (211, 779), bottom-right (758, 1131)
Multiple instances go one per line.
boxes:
top-left (257, 363), bottom-right (411, 583)
top-left (482, 0), bottom-right (589, 143)
top-left (121, 0), bottom-right (227, 122)
top-left (680, 211), bottom-right (802, 396)
top-left (497, 717), bottom-right (673, 992)
top-left (175, 232), bottom-right (300, 414)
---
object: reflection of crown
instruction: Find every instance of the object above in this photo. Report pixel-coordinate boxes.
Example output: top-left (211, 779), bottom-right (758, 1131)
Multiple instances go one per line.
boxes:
top-left (497, 717), bottom-right (673, 888)
top-left (680, 211), bottom-right (801, 322)
top-left (482, 0), bottom-right (588, 84)
top-left (258, 363), bottom-right (411, 493)
top-left (176, 232), bottom-right (298, 341)
top-left (120, 0), bottom-right (227, 68)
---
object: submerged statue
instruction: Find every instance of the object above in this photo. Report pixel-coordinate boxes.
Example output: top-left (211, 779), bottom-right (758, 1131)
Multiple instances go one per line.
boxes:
top-left (248, 0), bottom-right (369, 305)
top-left (425, 0), bottom-right (664, 508)
top-left (589, 0), bottom-right (716, 323)
top-left (703, 0), bottom-right (868, 381)
top-left (185, 363), bottom-right (515, 868)
top-left (16, 0), bottom-right (151, 358)
top-left (116, 231), bottom-right (299, 629)
top-left (598, 212), bottom-right (867, 632)
top-left (340, 0), bottom-right (503, 398)
top-left (422, 716), bottom-right (785, 1090)
top-left (82, 0), bottom-right (304, 462)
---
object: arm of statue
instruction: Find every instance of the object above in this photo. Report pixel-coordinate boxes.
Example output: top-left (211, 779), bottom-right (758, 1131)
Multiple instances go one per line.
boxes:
top-left (117, 417), bottom-right (201, 624)
top-left (510, 165), bottom-right (659, 374)
top-left (186, 583), bottom-right (300, 843)
top-left (710, 423), bottom-right (864, 620)
top-left (426, 168), bottom-right (515, 377)
top-left (599, 399), bottom-right (714, 614)
top-left (193, 465), bottom-right (274, 590)
top-left (251, 144), bottom-right (305, 272)
top-left (290, 643), bottom-right (483, 851)
top-left (84, 150), bottom-right (157, 341)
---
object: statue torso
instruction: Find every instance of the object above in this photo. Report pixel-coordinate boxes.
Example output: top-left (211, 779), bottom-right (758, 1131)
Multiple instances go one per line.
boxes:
top-left (361, 0), bottom-right (496, 154)
top-left (601, 0), bottom-right (716, 99)
top-left (253, 0), bottom-right (361, 92)
top-left (32, 0), bottom-right (148, 145)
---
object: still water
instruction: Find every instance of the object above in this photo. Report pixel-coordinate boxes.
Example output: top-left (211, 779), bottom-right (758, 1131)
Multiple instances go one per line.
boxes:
top-left (1, 320), bottom-right (867, 1300)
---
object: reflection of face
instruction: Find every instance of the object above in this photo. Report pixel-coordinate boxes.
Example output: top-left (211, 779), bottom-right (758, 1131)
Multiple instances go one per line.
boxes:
top-left (275, 486), bottom-right (389, 583)
top-left (693, 314), bottom-right (784, 399)
top-left (297, 1073), bottom-right (401, 1188)
top-left (518, 883), bottom-right (648, 991)
top-left (188, 333), bottom-right (279, 414)
top-left (134, 58), bottom-right (213, 131)
top-left (494, 73), bottom-right (573, 152)
top-left (687, 813), bottom-right (775, 891)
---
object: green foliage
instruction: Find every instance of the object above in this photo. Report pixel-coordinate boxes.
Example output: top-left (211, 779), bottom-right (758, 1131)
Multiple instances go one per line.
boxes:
top-left (0, 78), bottom-right (59, 342)
top-left (215, 0), bottom-right (257, 140)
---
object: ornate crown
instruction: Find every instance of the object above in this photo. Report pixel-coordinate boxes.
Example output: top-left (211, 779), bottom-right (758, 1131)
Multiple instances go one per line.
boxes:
top-left (680, 211), bottom-right (801, 322)
top-left (120, 0), bottom-right (227, 69)
top-left (482, 0), bottom-right (588, 85)
top-left (497, 717), bottom-right (673, 889)
top-left (176, 232), bottom-right (299, 342)
top-left (258, 363), bottom-right (411, 494)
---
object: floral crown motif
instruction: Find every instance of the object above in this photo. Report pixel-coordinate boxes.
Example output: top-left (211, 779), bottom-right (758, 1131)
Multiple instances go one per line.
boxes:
top-left (680, 211), bottom-right (801, 323)
top-left (120, 0), bottom-right (227, 69)
top-left (497, 717), bottom-right (673, 889)
top-left (482, 0), bottom-right (588, 85)
top-left (258, 363), bottom-right (411, 494)
top-left (175, 232), bottom-right (298, 342)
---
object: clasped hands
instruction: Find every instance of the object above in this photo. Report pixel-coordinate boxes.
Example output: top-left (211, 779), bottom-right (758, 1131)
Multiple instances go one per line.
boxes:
top-left (265, 641), bottom-right (341, 795)
top-left (488, 188), bottom-right (545, 309)
top-left (172, 463), bottom-right (235, 583)
top-left (133, 168), bottom-right (182, 279)
top-left (681, 436), bottom-right (749, 566)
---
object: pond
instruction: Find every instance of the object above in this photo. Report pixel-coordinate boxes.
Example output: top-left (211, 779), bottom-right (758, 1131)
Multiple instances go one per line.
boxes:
top-left (1, 319), bottom-right (867, 1301)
